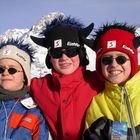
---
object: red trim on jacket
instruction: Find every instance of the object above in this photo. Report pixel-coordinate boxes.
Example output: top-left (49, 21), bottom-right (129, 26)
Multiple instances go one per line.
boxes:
top-left (9, 112), bottom-right (40, 140)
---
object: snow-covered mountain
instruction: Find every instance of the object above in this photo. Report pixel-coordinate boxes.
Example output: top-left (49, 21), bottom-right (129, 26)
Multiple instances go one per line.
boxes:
top-left (0, 12), bottom-right (96, 78)
top-left (0, 12), bottom-right (140, 78)
top-left (0, 28), bottom-right (49, 78)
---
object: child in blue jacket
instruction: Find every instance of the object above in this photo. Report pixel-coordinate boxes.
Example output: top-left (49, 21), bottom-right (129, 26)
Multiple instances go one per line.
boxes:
top-left (0, 38), bottom-right (49, 140)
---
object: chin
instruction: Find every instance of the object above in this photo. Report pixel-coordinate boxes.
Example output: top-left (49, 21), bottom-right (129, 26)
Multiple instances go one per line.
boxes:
top-left (2, 86), bottom-right (17, 91)
top-left (61, 72), bottom-right (72, 75)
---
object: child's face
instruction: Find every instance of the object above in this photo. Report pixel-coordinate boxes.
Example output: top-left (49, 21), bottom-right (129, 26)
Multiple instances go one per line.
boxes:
top-left (0, 58), bottom-right (24, 91)
top-left (101, 51), bottom-right (131, 85)
top-left (50, 53), bottom-right (80, 75)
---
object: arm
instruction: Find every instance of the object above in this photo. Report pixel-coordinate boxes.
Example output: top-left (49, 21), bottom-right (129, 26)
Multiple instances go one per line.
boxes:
top-left (83, 117), bottom-right (112, 140)
top-left (33, 112), bottom-right (49, 140)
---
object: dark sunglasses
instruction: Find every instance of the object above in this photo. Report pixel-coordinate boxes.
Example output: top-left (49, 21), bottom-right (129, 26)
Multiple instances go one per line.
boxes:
top-left (0, 67), bottom-right (22, 75)
top-left (101, 56), bottom-right (130, 65)
top-left (49, 47), bottom-right (80, 59)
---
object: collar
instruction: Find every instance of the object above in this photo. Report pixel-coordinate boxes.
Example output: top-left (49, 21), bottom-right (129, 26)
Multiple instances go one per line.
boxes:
top-left (52, 67), bottom-right (85, 88)
top-left (0, 85), bottom-right (27, 101)
top-left (104, 71), bottom-right (140, 99)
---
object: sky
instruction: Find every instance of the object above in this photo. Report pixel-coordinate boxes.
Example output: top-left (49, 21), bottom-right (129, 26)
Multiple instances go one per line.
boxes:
top-left (0, 0), bottom-right (140, 74)
top-left (0, 0), bottom-right (140, 35)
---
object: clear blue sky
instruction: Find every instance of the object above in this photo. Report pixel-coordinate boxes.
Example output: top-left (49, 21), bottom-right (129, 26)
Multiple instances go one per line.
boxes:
top-left (0, 0), bottom-right (140, 35)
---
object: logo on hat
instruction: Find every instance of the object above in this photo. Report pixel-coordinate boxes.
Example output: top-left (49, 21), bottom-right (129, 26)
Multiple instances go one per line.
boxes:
top-left (54, 39), bottom-right (62, 48)
top-left (107, 40), bottom-right (116, 48)
top-left (2, 49), bottom-right (11, 55)
top-left (67, 41), bottom-right (80, 47)
top-left (16, 53), bottom-right (27, 62)
top-left (96, 48), bottom-right (102, 54)
top-left (122, 45), bottom-right (134, 54)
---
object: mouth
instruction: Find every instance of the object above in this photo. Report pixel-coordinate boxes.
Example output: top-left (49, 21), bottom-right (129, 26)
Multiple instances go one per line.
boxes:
top-left (1, 79), bottom-right (12, 81)
top-left (109, 70), bottom-right (122, 75)
top-left (59, 63), bottom-right (71, 68)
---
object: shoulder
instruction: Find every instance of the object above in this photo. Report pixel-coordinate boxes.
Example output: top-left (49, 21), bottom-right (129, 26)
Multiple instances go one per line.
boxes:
top-left (20, 96), bottom-right (42, 116)
top-left (84, 70), bottom-right (105, 92)
top-left (30, 74), bottom-right (53, 85)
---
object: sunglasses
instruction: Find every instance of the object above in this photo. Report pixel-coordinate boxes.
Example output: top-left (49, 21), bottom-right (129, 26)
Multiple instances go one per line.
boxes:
top-left (0, 67), bottom-right (23, 75)
top-left (101, 56), bottom-right (130, 65)
top-left (50, 47), bottom-right (80, 59)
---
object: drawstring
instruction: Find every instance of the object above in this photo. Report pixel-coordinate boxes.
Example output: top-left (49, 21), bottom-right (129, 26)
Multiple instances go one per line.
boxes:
top-left (119, 90), bottom-right (124, 122)
top-left (2, 99), bottom-right (19, 139)
top-left (121, 86), bottom-right (137, 140)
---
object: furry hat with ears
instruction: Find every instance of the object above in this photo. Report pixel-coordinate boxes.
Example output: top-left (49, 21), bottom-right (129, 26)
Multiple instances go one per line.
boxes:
top-left (0, 39), bottom-right (34, 85)
top-left (87, 22), bottom-right (140, 81)
top-left (30, 15), bottom-right (94, 68)
top-left (31, 15), bottom-right (94, 49)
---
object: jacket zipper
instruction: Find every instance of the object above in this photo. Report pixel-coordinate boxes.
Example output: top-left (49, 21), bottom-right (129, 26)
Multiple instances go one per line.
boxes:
top-left (121, 86), bottom-right (137, 140)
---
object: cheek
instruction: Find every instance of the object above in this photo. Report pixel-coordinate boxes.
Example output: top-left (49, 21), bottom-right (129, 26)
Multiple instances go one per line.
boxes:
top-left (50, 58), bottom-right (58, 67)
top-left (101, 64), bottom-right (107, 77)
top-left (123, 62), bottom-right (131, 76)
top-left (71, 55), bottom-right (80, 65)
top-left (15, 73), bottom-right (24, 83)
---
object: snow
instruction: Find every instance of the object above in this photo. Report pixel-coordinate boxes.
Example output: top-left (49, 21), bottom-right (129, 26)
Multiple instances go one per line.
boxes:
top-left (0, 13), bottom-right (140, 78)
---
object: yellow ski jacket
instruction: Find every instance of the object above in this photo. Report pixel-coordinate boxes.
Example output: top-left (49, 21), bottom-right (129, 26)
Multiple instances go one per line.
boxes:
top-left (84, 71), bottom-right (140, 140)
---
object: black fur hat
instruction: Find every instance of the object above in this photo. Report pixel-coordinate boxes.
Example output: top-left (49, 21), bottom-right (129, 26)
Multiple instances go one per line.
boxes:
top-left (31, 15), bottom-right (94, 68)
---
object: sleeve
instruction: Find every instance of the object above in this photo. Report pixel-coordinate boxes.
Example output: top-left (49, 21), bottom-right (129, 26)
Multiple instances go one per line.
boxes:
top-left (32, 110), bottom-right (49, 140)
top-left (83, 89), bottom-right (113, 140)
top-left (9, 107), bottom-right (49, 140)
top-left (83, 117), bottom-right (112, 140)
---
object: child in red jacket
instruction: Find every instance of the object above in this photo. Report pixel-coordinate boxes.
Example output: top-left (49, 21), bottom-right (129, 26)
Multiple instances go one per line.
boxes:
top-left (30, 12), bottom-right (104, 140)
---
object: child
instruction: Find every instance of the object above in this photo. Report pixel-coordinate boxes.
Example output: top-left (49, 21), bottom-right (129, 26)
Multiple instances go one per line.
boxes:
top-left (0, 39), bottom-right (49, 140)
top-left (84, 22), bottom-right (140, 140)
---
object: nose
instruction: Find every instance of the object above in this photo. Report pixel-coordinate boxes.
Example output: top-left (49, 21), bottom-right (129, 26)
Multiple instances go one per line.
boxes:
top-left (111, 58), bottom-right (118, 66)
top-left (2, 69), bottom-right (9, 75)
top-left (60, 53), bottom-right (69, 59)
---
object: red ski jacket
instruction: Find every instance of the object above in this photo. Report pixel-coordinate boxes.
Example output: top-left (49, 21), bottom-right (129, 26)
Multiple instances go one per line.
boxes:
top-left (29, 67), bottom-right (103, 140)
